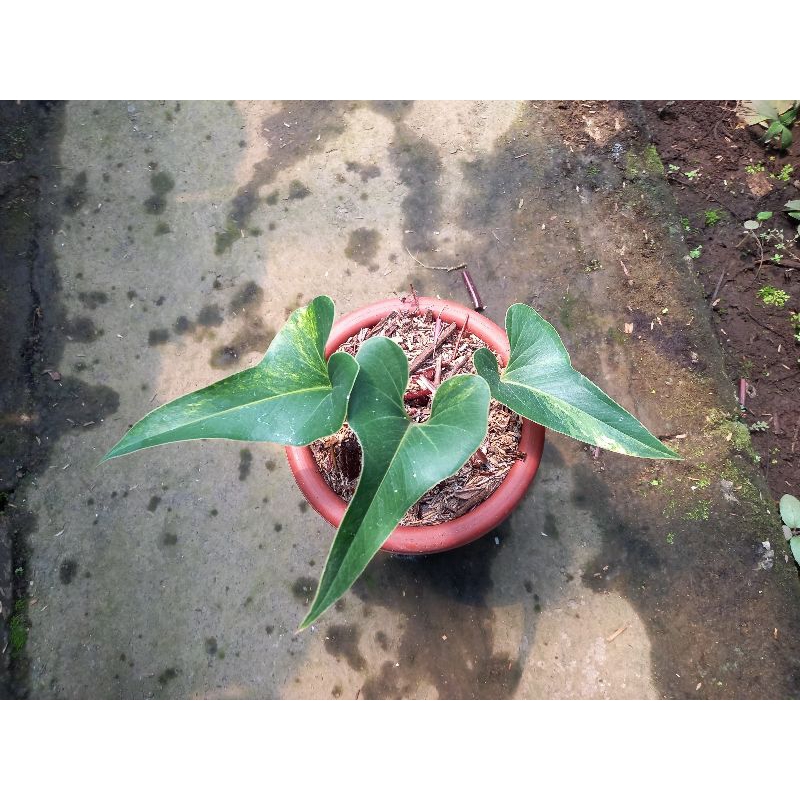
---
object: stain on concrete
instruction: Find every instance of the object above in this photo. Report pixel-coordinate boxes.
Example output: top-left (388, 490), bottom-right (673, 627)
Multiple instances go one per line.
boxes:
top-left (63, 317), bottom-right (103, 342)
top-left (157, 667), bottom-right (178, 686)
top-left (173, 315), bottom-right (194, 335)
top-left (238, 448), bottom-right (252, 481)
top-left (325, 624), bottom-right (366, 671)
top-left (287, 180), bottom-right (310, 201)
top-left (346, 161), bottom-right (381, 182)
top-left (215, 101), bottom-right (351, 254)
top-left (344, 227), bottom-right (380, 269)
top-left (230, 281), bottom-right (263, 312)
top-left (143, 171), bottom-right (175, 215)
top-left (77, 291), bottom-right (108, 310)
top-left (148, 329), bottom-right (169, 346)
top-left (291, 577), bottom-right (318, 605)
top-left (161, 531), bottom-right (178, 546)
top-left (204, 636), bottom-right (218, 655)
top-left (196, 304), bottom-right (223, 327)
top-left (147, 496), bottom-right (161, 512)
top-left (63, 170), bottom-right (88, 214)
top-left (209, 321), bottom-right (274, 369)
top-left (59, 558), bottom-right (78, 585)
top-left (370, 102), bottom-right (442, 254)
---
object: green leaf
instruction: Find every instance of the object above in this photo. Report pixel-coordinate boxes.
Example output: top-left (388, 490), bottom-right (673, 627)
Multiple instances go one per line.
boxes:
top-left (779, 105), bottom-right (798, 126)
top-left (791, 537), bottom-right (800, 568)
top-left (300, 337), bottom-right (490, 629)
top-left (743, 220), bottom-right (760, 230)
top-left (763, 120), bottom-right (783, 143)
top-left (102, 296), bottom-right (358, 460)
top-left (756, 211), bottom-right (773, 221)
top-left (474, 304), bottom-right (680, 460)
top-left (785, 200), bottom-right (800, 212)
top-left (780, 494), bottom-right (800, 529)
top-left (779, 126), bottom-right (793, 150)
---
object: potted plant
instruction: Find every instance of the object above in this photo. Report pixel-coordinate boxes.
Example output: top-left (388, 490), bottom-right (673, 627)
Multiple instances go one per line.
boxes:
top-left (103, 294), bottom-right (678, 629)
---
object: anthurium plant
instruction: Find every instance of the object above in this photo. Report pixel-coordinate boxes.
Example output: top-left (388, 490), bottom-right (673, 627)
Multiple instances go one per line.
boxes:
top-left (104, 296), bottom-right (679, 628)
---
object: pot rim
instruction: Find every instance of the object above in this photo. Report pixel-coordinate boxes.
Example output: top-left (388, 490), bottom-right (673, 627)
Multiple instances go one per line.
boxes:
top-left (285, 296), bottom-right (545, 554)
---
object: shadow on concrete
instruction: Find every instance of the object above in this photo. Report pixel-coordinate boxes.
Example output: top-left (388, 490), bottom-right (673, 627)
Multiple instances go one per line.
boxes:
top-left (0, 101), bottom-right (119, 698)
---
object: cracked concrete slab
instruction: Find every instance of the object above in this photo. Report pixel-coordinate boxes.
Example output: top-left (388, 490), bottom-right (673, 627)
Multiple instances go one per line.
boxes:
top-left (3, 100), bottom-right (799, 699)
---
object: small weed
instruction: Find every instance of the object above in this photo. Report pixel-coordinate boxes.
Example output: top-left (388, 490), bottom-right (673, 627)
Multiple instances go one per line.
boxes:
top-left (668, 164), bottom-right (680, 174)
top-left (770, 164), bottom-right (794, 182)
top-left (740, 357), bottom-right (754, 378)
top-left (780, 494), bottom-right (800, 566)
top-left (704, 209), bottom-right (723, 226)
top-left (740, 101), bottom-right (799, 150)
top-left (689, 245), bottom-right (702, 259)
top-left (666, 531), bottom-right (675, 545)
top-left (680, 217), bottom-right (691, 232)
top-left (749, 420), bottom-right (769, 432)
top-left (757, 286), bottom-right (790, 307)
top-left (9, 599), bottom-right (28, 656)
top-left (745, 163), bottom-right (765, 175)
top-left (684, 168), bottom-right (700, 180)
top-left (583, 259), bottom-right (602, 273)
top-left (790, 312), bottom-right (800, 343)
top-left (684, 499), bottom-right (711, 521)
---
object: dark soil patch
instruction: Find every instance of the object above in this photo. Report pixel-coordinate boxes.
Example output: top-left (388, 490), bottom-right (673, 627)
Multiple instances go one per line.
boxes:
top-left (643, 101), bottom-right (799, 498)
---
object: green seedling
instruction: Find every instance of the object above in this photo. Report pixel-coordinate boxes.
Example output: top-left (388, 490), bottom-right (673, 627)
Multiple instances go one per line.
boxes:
top-left (704, 209), bottom-right (723, 226)
top-left (684, 169), bottom-right (700, 180)
top-left (790, 312), bottom-right (800, 343)
top-left (745, 163), bottom-right (765, 175)
top-left (680, 217), bottom-right (691, 232)
top-left (739, 101), bottom-right (799, 150)
top-left (757, 286), bottom-right (790, 307)
top-left (749, 421), bottom-right (769, 432)
top-left (689, 246), bottom-right (702, 259)
top-left (780, 494), bottom-right (800, 567)
top-left (103, 297), bottom-right (679, 629)
top-left (770, 164), bottom-right (794, 182)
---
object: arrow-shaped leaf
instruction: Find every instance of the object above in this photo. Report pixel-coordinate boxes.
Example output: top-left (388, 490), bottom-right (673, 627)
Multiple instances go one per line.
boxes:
top-left (103, 295), bottom-right (358, 460)
top-left (780, 494), bottom-right (800, 529)
top-left (474, 304), bottom-right (679, 459)
top-left (791, 536), bottom-right (800, 567)
top-left (300, 336), bottom-right (490, 629)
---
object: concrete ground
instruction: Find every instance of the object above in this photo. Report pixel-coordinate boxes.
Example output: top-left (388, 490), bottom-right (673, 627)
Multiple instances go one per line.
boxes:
top-left (2, 100), bottom-right (799, 699)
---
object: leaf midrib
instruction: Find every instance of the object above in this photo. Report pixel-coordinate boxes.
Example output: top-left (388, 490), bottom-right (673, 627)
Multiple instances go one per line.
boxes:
top-left (498, 374), bottom-right (640, 435)
top-left (132, 381), bottom-right (333, 436)
top-left (322, 403), bottom-right (471, 606)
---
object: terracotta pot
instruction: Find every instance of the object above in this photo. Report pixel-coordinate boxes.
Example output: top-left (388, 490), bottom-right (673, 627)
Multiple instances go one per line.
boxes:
top-left (285, 297), bottom-right (545, 554)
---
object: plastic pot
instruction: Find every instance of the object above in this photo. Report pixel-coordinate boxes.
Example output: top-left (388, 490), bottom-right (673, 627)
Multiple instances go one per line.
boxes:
top-left (285, 296), bottom-right (545, 554)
